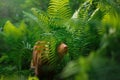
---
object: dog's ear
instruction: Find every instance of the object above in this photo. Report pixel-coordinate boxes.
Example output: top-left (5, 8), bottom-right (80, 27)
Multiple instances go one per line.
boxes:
top-left (57, 42), bottom-right (68, 58)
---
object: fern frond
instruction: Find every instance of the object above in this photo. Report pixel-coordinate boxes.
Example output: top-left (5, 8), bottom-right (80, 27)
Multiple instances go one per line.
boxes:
top-left (72, 0), bottom-right (97, 21)
top-left (23, 11), bottom-right (39, 24)
top-left (48, 0), bottom-right (72, 19)
top-left (23, 11), bottom-right (50, 32)
top-left (3, 21), bottom-right (27, 40)
top-left (31, 8), bottom-right (49, 25)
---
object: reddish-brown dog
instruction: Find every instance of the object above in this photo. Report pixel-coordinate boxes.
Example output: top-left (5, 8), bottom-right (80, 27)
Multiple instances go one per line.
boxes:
top-left (30, 41), bottom-right (68, 80)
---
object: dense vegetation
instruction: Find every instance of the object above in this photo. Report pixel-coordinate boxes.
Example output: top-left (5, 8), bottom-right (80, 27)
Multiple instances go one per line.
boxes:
top-left (0, 0), bottom-right (120, 80)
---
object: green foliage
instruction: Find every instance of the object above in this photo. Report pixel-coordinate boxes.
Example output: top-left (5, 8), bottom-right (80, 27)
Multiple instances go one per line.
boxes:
top-left (0, 21), bottom-right (33, 75)
top-left (28, 76), bottom-right (39, 80)
top-left (3, 21), bottom-right (26, 40)
top-left (23, 1), bottom-right (73, 79)
top-left (69, 0), bottom-right (85, 13)
top-left (22, 0), bottom-right (50, 11)
top-left (48, 0), bottom-right (72, 19)
top-left (61, 52), bottom-right (120, 80)
top-left (0, 74), bottom-right (28, 80)
top-left (66, 0), bottom-right (102, 60)
top-left (23, 1), bottom-right (105, 80)
top-left (1, 0), bottom-right (120, 79)
top-left (24, 0), bottom-right (72, 29)
top-left (61, 0), bottom-right (120, 80)
top-left (0, 0), bottom-right (24, 25)
top-left (98, 13), bottom-right (120, 61)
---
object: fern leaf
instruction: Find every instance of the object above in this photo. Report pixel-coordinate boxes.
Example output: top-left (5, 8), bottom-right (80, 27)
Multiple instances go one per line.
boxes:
top-left (31, 8), bottom-right (49, 25)
top-left (72, 0), bottom-right (95, 21)
top-left (3, 21), bottom-right (24, 39)
top-left (23, 11), bottom-right (39, 24)
top-left (23, 11), bottom-right (50, 32)
top-left (48, 0), bottom-right (72, 19)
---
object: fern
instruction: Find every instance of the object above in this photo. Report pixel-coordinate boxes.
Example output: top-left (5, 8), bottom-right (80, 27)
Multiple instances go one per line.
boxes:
top-left (61, 0), bottom-right (120, 79)
top-left (24, 0), bottom-right (72, 30)
top-left (3, 21), bottom-right (21, 38)
top-left (48, 0), bottom-right (72, 19)
top-left (3, 21), bottom-right (27, 41)
top-left (31, 8), bottom-right (49, 25)
top-left (2, 21), bottom-right (33, 73)
top-left (23, 11), bottom-right (50, 33)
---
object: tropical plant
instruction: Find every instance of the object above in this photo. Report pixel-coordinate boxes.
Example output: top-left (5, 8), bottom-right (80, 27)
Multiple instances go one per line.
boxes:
top-left (23, 0), bottom-right (106, 79)
top-left (1, 0), bottom-right (120, 80)
top-left (0, 21), bottom-right (32, 76)
top-left (60, 0), bottom-right (120, 80)
top-left (23, 0), bottom-right (73, 79)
